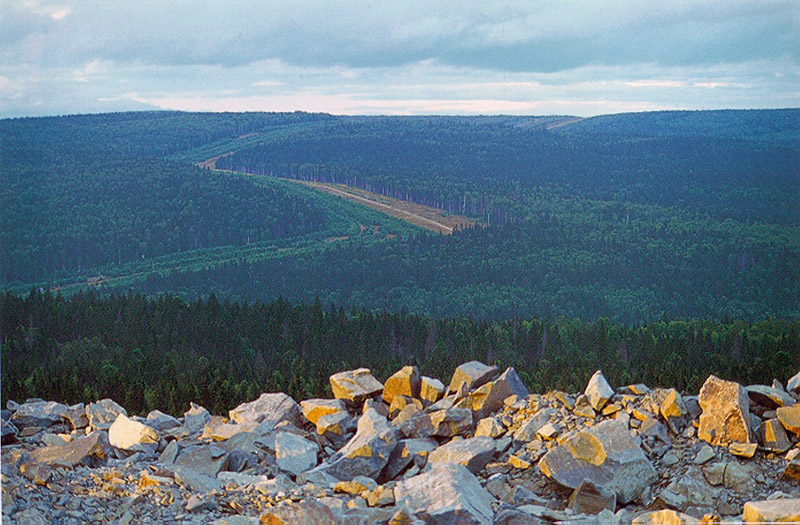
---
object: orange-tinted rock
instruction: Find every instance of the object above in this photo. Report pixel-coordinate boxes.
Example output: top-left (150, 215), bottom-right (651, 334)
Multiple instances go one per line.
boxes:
top-left (697, 375), bottom-right (752, 446)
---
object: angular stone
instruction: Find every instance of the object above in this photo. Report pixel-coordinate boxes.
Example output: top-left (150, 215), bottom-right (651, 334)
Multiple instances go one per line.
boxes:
top-left (537, 422), bottom-right (560, 440)
top-left (447, 361), bottom-right (498, 396)
top-left (660, 388), bottom-right (688, 433)
top-left (632, 509), bottom-right (700, 524)
top-left (419, 376), bottom-right (445, 405)
top-left (785, 457), bottom-right (800, 481)
top-left (175, 446), bottom-right (227, 478)
top-left (722, 461), bottom-right (755, 491)
top-left (329, 368), bottom-right (384, 406)
top-left (364, 485), bottom-right (395, 507)
top-left (334, 475), bottom-right (377, 494)
top-left (742, 498), bottom-right (800, 523)
top-left (109, 414), bottom-right (159, 451)
top-left (63, 403), bottom-right (89, 430)
top-left (26, 430), bottom-right (109, 468)
top-left (11, 400), bottom-right (68, 429)
top-left (776, 404), bottom-right (800, 437)
top-left (379, 438), bottom-right (437, 482)
top-left (388, 395), bottom-right (423, 419)
top-left (697, 375), bottom-right (752, 446)
top-left (316, 411), bottom-right (355, 442)
top-left (787, 371), bottom-right (800, 394)
top-left (395, 463), bottom-right (494, 524)
top-left (658, 473), bottom-right (716, 511)
top-left (475, 417), bottom-right (505, 438)
top-left (760, 418), bottom-right (792, 453)
top-left (538, 418), bottom-right (657, 504)
top-left (572, 395), bottom-right (597, 418)
top-left (568, 478), bottom-right (616, 515)
top-left (728, 442), bottom-right (758, 458)
top-left (305, 407), bottom-right (399, 481)
top-left (300, 398), bottom-right (347, 425)
top-left (86, 399), bottom-right (127, 431)
top-left (159, 440), bottom-right (179, 464)
top-left (383, 366), bottom-right (421, 404)
top-left (259, 499), bottom-right (338, 525)
top-left (585, 370), bottom-right (615, 411)
top-left (513, 408), bottom-right (554, 443)
top-left (1, 418), bottom-right (18, 445)
top-left (428, 436), bottom-right (496, 474)
top-left (627, 384), bottom-right (651, 395)
top-left (145, 410), bottom-right (181, 432)
top-left (228, 393), bottom-right (302, 431)
top-left (275, 431), bottom-right (318, 476)
top-left (168, 464), bottom-right (222, 493)
top-left (183, 402), bottom-right (211, 434)
top-left (693, 444), bottom-right (715, 465)
top-left (430, 408), bottom-right (472, 438)
top-left (747, 385), bottom-right (796, 408)
top-left (469, 367), bottom-right (529, 419)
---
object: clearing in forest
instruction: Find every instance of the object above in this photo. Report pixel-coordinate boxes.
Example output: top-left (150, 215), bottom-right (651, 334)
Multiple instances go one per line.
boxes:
top-left (293, 181), bottom-right (477, 234)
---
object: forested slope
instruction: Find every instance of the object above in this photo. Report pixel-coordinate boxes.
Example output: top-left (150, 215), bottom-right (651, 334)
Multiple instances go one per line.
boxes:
top-left (1, 109), bottom-right (798, 323)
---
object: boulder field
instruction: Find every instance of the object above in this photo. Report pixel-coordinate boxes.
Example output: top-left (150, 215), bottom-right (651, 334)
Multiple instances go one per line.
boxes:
top-left (2, 364), bottom-right (800, 524)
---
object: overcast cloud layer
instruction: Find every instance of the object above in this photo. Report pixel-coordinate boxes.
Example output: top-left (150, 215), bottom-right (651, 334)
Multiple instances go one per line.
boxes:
top-left (1, 0), bottom-right (798, 117)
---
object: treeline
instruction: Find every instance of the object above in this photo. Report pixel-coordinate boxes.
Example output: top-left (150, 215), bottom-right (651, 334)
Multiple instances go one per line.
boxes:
top-left (2, 290), bottom-right (797, 416)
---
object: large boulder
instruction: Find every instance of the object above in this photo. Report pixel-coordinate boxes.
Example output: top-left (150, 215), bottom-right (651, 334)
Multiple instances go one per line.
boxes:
top-left (395, 463), bottom-right (494, 524)
top-left (697, 375), bottom-right (753, 446)
top-left (538, 419), bottom-right (657, 504)
top-left (26, 431), bottom-right (109, 468)
top-left (430, 408), bottom-right (473, 438)
top-left (427, 436), bottom-right (496, 474)
top-left (183, 403), bottom-right (211, 434)
top-left (379, 438), bottom-right (438, 482)
top-left (275, 431), bottom-right (318, 476)
top-left (759, 418), bottom-right (791, 453)
top-left (747, 385), bottom-right (796, 408)
top-left (174, 446), bottom-right (227, 478)
top-left (108, 414), bottom-right (159, 451)
top-left (382, 366), bottom-right (421, 404)
top-left (86, 399), bottom-right (127, 431)
top-left (584, 370), bottom-right (615, 412)
top-left (419, 376), bottom-right (445, 405)
top-left (742, 498), bottom-right (800, 523)
top-left (329, 368), bottom-right (384, 406)
top-left (300, 398), bottom-right (347, 425)
top-left (776, 404), bottom-right (800, 437)
top-left (11, 400), bottom-right (68, 429)
top-left (447, 361), bottom-right (498, 396)
top-left (304, 407), bottom-right (399, 481)
top-left (228, 393), bottom-right (302, 430)
top-left (469, 367), bottom-right (529, 419)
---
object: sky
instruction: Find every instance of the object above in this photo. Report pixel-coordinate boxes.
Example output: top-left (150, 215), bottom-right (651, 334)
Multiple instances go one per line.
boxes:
top-left (1, 0), bottom-right (798, 118)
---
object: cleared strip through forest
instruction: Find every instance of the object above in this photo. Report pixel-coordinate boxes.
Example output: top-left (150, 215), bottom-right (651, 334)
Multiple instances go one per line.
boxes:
top-left (291, 181), bottom-right (477, 234)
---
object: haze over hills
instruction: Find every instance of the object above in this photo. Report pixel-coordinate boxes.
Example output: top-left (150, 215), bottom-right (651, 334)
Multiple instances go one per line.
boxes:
top-left (1, 109), bottom-right (798, 323)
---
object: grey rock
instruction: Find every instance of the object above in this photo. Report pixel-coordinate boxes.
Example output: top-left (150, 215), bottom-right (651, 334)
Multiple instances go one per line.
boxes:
top-left (395, 463), bottom-right (494, 524)
top-left (693, 444), bottom-right (715, 465)
top-left (228, 393), bottom-right (302, 431)
top-left (305, 407), bottom-right (399, 481)
top-left (26, 430), bottom-right (109, 468)
top-left (175, 446), bottom-right (227, 478)
top-left (447, 360), bottom-right (498, 396)
top-left (379, 437), bottom-right (438, 482)
top-left (538, 418), bottom-right (657, 504)
top-left (747, 385), bottom-right (796, 408)
top-left (86, 399), bottom-right (126, 431)
top-left (420, 376), bottom-right (445, 405)
top-left (63, 403), bottom-right (89, 430)
top-left (329, 368), bottom-right (384, 406)
top-left (159, 440), bottom-right (179, 465)
top-left (428, 436), bottom-right (496, 474)
top-left (145, 410), bottom-right (181, 432)
top-left (430, 407), bottom-right (473, 438)
top-left (568, 478), bottom-right (616, 515)
top-left (513, 408), bottom-right (554, 443)
top-left (469, 367), bottom-right (529, 419)
top-left (1, 418), bottom-right (18, 445)
top-left (300, 398), bottom-right (347, 425)
top-left (275, 431), bottom-right (318, 475)
top-left (787, 371), bottom-right (800, 394)
top-left (584, 370), bottom-right (615, 411)
top-left (183, 403), bottom-right (211, 434)
top-left (11, 400), bottom-right (68, 429)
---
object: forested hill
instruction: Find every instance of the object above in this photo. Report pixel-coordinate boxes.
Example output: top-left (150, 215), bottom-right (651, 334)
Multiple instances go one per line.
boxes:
top-left (1, 109), bottom-right (798, 323)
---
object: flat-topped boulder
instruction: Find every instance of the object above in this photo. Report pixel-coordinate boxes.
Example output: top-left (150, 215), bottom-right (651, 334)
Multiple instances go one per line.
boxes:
top-left (228, 392), bottom-right (302, 430)
top-left (697, 375), bottom-right (752, 446)
top-left (428, 436), bottom-right (496, 474)
top-left (300, 398), bottom-right (347, 425)
top-left (776, 404), bottom-right (800, 436)
top-left (11, 400), bottom-right (68, 429)
top-left (382, 365), bottom-right (421, 404)
top-left (419, 376), bottom-right (445, 405)
top-left (329, 368), bottom-right (384, 406)
top-left (26, 431), bottom-right (109, 468)
top-left (275, 431), bottom-right (318, 475)
top-left (395, 463), bottom-right (494, 524)
top-left (742, 498), bottom-right (800, 523)
top-left (747, 384), bottom-right (796, 408)
top-left (447, 361), bottom-right (498, 396)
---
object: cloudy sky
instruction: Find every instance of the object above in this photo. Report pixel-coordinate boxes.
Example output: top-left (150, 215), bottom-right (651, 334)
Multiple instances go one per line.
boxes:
top-left (1, 0), bottom-right (798, 117)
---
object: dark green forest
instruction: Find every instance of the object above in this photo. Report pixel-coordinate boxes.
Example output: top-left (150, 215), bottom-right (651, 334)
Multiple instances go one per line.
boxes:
top-left (2, 291), bottom-right (797, 415)
top-left (1, 109), bottom-right (798, 410)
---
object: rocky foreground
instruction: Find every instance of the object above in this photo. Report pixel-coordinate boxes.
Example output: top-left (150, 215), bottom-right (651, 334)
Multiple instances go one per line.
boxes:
top-left (2, 363), bottom-right (800, 524)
